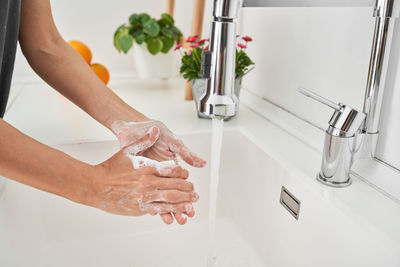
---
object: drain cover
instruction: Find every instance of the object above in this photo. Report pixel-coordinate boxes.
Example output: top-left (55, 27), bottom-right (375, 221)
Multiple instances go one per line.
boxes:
top-left (280, 186), bottom-right (301, 220)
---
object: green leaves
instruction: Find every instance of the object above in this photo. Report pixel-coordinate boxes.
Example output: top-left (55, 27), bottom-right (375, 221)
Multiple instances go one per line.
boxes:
top-left (129, 14), bottom-right (140, 24)
top-left (143, 19), bottom-right (160, 37)
top-left (135, 32), bottom-right (146, 44)
top-left (119, 35), bottom-right (133, 53)
top-left (180, 47), bottom-right (255, 81)
top-left (161, 13), bottom-right (174, 25)
top-left (146, 38), bottom-right (163, 55)
top-left (139, 13), bottom-right (150, 24)
top-left (160, 36), bottom-right (174, 53)
top-left (236, 49), bottom-right (255, 77)
top-left (113, 13), bottom-right (182, 55)
top-left (179, 47), bottom-right (203, 80)
top-left (113, 24), bottom-right (133, 54)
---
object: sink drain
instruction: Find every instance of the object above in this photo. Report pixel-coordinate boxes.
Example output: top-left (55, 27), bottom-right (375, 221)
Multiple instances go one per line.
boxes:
top-left (280, 186), bottom-right (301, 220)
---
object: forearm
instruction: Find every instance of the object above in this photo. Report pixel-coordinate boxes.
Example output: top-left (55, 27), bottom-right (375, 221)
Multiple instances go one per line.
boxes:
top-left (21, 39), bottom-right (148, 129)
top-left (0, 119), bottom-right (93, 204)
top-left (19, 0), bottom-right (149, 130)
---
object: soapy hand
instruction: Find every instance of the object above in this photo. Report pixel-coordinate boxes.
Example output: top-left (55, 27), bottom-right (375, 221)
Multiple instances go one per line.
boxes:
top-left (90, 126), bottom-right (198, 218)
top-left (111, 120), bottom-right (207, 167)
top-left (111, 120), bottom-right (206, 224)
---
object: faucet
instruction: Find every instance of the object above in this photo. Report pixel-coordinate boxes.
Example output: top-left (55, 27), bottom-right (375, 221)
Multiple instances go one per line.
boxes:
top-left (297, 87), bottom-right (366, 187)
top-left (199, 0), bottom-right (399, 186)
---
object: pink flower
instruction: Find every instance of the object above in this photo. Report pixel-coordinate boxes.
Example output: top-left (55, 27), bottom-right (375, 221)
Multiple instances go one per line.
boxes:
top-left (205, 45), bottom-right (209, 50)
top-left (237, 43), bottom-right (247, 49)
top-left (242, 36), bottom-right (253, 42)
top-left (186, 35), bottom-right (198, 43)
top-left (174, 44), bottom-right (183, 51)
top-left (198, 38), bottom-right (209, 44)
top-left (189, 42), bottom-right (200, 48)
top-left (236, 34), bottom-right (240, 38)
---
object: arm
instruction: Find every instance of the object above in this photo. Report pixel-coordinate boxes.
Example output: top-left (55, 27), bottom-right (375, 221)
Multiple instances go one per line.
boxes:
top-left (0, 119), bottom-right (196, 217)
top-left (19, 0), bottom-right (206, 167)
top-left (0, 118), bottom-right (95, 204)
top-left (19, 0), bottom-right (146, 129)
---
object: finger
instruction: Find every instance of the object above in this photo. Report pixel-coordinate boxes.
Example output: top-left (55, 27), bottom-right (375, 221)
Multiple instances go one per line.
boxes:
top-left (141, 147), bottom-right (174, 161)
top-left (139, 165), bottom-right (189, 179)
top-left (151, 139), bottom-right (174, 157)
top-left (123, 126), bottom-right (160, 156)
top-left (160, 213), bottom-right (174, 224)
top-left (170, 142), bottom-right (207, 168)
top-left (141, 190), bottom-right (199, 204)
top-left (185, 203), bottom-right (195, 217)
top-left (149, 177), bottom-right (194, 192)
top-left (164, 166), bottom-right (189, 179)
top-left (141, 202), bottom-right (193, 214)
top-left (173, 212), bottom-right (187, 225)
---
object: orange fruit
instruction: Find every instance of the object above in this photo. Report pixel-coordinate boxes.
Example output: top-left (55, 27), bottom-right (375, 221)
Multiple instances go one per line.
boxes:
top-left (68, 40), bottom-right (92, 64)
top-left (91, 63), bottom-right (110, 85)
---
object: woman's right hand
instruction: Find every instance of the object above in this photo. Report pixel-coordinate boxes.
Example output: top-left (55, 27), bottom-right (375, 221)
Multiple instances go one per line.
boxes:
top-left (85, 126), bottom-right (198, 218)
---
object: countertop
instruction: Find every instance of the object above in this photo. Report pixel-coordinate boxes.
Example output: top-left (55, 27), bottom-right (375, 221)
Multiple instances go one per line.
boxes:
top-left (3, 77), bottom-right (400, 244)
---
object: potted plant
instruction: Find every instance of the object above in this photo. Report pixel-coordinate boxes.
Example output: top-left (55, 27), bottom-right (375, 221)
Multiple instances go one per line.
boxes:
top-left (114, 13), bottom-right (183, 79)
top-left (176, 35), bottom-right (255, 119)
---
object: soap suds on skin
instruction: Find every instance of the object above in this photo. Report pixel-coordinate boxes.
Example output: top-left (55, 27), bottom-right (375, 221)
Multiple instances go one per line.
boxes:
top-left (122, 126), bottom-right (180, 176)
top-left (112, 120), bottom-right (206, 168)
top-left (126, 155), bottom-right (177, 176)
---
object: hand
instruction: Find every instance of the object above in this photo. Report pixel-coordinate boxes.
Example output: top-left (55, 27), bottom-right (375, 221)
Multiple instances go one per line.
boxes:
top-left (111, 120), bottom-right (207, 167)
top-left (111, 120), bottom-right (206, 224)
top-left (87, 126), bottom-right (198, 218)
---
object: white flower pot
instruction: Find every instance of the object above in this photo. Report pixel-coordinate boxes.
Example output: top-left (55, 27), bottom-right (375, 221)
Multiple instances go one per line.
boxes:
top-left (133, 43), bottom-right (179, 79)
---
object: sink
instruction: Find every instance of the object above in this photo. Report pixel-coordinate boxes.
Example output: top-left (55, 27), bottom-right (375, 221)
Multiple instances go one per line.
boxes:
top-left (1, 130), bottom-right (399, 267)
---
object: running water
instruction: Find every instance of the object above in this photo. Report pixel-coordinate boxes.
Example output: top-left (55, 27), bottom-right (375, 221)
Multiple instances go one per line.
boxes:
top-left (207, 118), bottom-right (224, 267)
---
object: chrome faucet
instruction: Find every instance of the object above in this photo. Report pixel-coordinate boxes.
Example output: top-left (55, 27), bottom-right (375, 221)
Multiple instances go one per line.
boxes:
top-left (200, 0), bottom-right (399, 187)
top-left (298, 87), bottom-right (366, 187)
top-left (199, 0), bottom-right (241, 119)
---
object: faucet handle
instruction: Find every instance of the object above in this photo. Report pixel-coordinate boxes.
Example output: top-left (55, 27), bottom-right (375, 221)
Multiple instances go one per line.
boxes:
top-left (201, 50), bottom-right (212, 78)
top-left (297, 87), bottom-right (341, 111)
top-left (297, 87), bottom-right (366, 137)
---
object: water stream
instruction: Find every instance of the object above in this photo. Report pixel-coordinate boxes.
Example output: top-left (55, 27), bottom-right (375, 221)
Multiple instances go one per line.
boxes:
top-left (206, 118), bottom-right (224, 267)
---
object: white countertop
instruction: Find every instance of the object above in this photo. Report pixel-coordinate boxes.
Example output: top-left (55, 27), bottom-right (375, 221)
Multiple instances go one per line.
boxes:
top-left (3, 77), bottom-right (400, 245)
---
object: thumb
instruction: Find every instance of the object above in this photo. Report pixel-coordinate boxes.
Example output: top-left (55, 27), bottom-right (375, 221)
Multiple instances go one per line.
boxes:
top-left (123, 126), bottom-right (160, 156)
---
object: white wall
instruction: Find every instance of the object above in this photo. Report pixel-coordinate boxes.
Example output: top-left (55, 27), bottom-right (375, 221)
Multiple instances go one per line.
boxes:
top-left (240, 7), bottom-right (374, 129)
top-left (240, 7), bottom-right (400, 169)
top-left (13, 0), bottom-right (214, 81)
top-left (376, 19), bottom-right (400, 170)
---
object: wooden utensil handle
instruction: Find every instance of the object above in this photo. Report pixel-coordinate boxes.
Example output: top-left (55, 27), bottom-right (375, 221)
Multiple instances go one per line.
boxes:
top-left (166, 0), bottom-right (175, 16)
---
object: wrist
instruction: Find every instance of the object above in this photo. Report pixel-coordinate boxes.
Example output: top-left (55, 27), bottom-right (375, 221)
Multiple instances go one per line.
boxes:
top-left (64, 163), bottom-right (99, 207)
top-left (104, 107), bottom-right (150, 131)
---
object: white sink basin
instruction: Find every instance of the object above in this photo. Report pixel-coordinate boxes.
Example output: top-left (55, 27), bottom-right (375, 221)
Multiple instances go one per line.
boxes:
top-left (1, 130), bottom-right (399, 267)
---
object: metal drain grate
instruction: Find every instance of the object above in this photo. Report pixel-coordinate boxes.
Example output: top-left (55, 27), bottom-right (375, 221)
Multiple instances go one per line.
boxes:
top-left (280, 186), bottom-right (301, 220)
